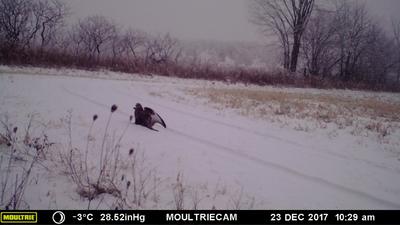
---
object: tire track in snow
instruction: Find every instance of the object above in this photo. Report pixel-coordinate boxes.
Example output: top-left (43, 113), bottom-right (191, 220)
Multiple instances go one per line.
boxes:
top-left (61, 85), bottom-right (400, 208)
top-left (114, 88), bottom-right (400, 175)
top-left (168, 128), bottom-right (400, 208)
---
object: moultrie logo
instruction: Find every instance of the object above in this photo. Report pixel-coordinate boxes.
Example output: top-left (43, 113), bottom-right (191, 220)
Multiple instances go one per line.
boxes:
top-left (0, 212), bottom-right (37, 223)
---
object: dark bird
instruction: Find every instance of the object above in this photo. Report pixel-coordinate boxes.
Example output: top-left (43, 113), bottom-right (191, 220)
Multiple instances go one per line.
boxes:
top-left (134, 103), bottom-right (166, 131)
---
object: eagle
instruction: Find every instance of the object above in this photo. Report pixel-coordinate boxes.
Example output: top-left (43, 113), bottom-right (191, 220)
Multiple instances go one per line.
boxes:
top-left (134, 103), bottom-right (166, 131)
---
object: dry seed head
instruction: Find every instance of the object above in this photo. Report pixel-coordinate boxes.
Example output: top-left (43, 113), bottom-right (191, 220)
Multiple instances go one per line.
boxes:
top-left (111, 104), bottom-right (118, 113)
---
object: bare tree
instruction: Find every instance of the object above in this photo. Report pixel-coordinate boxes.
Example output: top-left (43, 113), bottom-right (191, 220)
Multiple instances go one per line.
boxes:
top-left (0, 0), bottom-right (68, 59)
top-left (144, 33), bottom-right (181, 67)
top-left (0, 0), bottom-right (33, 54)
top-left (122, 29), bottom-right (146, 60)
top-left (310, 1), bottom-right (395, 86)
top-left (33, 0), bottom-right (68, 50)
top-left (73, 15), bottom-right (117, 62)
top-left (119, 29), bottom-right (147, 69)
top-left (392, 19), bottom-right (400, 83)
top-left (334, 1), bottom-right (374, 81)
top-left (67, 24), bottom-right (86, 57)
top-left (301, 1), bottom-right (395, 85)
top-left (302, 7), bottom-right (339, 77)
top-left (108, 26), bottom-right (123, 67)
top-left (249, 0), bottom-right (315, 72)
top-left (360, 23), bottom-right (394, 84)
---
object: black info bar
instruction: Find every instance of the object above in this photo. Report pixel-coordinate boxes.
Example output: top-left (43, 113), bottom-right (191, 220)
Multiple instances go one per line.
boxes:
top-left (0, 210), bottom-right (399, 224)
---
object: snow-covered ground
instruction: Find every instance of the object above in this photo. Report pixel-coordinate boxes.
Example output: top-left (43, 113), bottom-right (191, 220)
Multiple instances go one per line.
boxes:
top-left (0, 66), bottom-right (399, 209)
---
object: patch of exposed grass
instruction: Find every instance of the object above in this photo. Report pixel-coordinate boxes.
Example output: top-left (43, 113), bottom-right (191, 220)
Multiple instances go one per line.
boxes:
top-left (187, 87), bottom-right (400, 121)
top-left (186, 87), bottom-right (400, 139)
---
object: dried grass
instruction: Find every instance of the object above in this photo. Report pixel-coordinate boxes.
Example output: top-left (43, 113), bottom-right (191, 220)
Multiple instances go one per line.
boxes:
top-left (186, 87), bottom-right (400, 138)
top-left (188, 87), bottom-right (400, 121)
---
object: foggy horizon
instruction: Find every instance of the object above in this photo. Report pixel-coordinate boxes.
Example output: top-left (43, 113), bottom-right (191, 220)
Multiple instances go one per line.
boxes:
top-left (62, 0), bottom-right (400, 43)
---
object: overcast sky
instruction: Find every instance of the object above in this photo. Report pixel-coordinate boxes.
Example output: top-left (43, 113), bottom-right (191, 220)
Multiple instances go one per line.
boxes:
top-left (63, 0), bottom-right (400, 43)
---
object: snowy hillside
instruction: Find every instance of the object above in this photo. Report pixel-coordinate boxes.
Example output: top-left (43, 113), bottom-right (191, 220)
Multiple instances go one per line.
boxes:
top-left (0, 66), bottom-right (399, 210)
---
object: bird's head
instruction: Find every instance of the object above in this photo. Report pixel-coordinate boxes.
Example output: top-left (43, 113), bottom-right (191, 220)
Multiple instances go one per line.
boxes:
top-left (134, 103), bottom-right (143, 110)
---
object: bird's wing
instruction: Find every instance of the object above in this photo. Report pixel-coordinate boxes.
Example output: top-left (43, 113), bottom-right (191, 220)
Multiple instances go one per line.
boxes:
top-left (148, 112), bottom-right (166, 128)
top-left (144, 107), bottom-right (155, 115)
top-left (144, 107), bottom-right (166, 128)
top-left (154, 113), bottom-right (166, 128)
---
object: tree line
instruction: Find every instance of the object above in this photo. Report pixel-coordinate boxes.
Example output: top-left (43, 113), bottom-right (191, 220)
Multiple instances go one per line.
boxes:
top-left (1, 0), bottom-right (399, 91)
top-left (0, 0), bottom-right (183, 73)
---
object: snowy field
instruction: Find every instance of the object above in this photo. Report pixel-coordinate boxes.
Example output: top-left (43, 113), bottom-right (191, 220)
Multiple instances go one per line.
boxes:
top-left (0, 66), bottom-right (400, 209)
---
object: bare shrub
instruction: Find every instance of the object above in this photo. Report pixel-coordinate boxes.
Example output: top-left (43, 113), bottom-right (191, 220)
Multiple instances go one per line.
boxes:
top-left (58, 106), bottom-right (165, 210)
top-left (229, 186), bottom-right (256, 210)
top-left (119, 148), bottom-right (161, 209)
top-left (0, 116), bottom-right (17, 147)
top-left (0, 114), bottom-right (53, 209)
top-left (59, 105), bottom-right (129, 209)
top-left (189, 187), bottom-right (203, 210)
top-left (365, 122), bottom-right (392, 139)
top-left (172, 172), bottom-right (185, 210)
